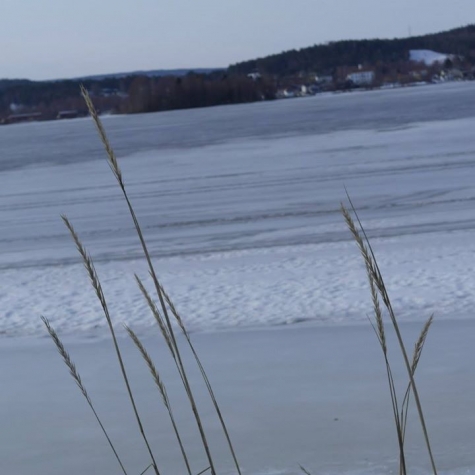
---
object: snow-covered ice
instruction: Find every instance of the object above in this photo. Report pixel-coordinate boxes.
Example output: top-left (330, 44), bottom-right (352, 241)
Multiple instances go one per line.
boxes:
top-left (2, 83), bottom-right (475, 336)
top-left (2, 322), bottom-right (474, 475)
top-left (1, 81), bottom-right (475, 475)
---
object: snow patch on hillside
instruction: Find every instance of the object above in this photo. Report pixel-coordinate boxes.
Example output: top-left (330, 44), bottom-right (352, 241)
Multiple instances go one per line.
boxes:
top-left (410, 49), bottom-right (452, 65)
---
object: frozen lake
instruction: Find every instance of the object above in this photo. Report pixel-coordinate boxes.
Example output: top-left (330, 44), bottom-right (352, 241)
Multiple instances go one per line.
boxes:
top-left (1, 82), bottom-right (475, 475)
top-left (1, 82), bottom-right (475, 335)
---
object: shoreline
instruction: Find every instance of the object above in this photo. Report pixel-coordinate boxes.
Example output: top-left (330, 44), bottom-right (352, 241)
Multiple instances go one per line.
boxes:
top-left (0, 79), bottom-right (462, 128)
top-left (3, 312), bottom-right (475, 347)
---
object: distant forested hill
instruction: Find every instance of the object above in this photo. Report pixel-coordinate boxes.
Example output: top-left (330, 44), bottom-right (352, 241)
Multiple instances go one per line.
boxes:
top-left (229, 25), bottom-right (475, 75)
top-left (0, 79), bottom-right (33, 90)
top-left (77, 68), bottom-right (221, 81)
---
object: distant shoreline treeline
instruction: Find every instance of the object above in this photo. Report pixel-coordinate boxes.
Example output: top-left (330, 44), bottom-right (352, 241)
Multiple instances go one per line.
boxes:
top-left (2, 24), bottom-right (475, 124)
top-left (0, 72), bottom-right (277, 124)
top-left (123, 73), bottom-right (276, 114)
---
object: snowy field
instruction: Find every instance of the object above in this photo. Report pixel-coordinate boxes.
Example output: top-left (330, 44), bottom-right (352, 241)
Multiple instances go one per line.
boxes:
top-left (1, 82), bottom-right (475, 474)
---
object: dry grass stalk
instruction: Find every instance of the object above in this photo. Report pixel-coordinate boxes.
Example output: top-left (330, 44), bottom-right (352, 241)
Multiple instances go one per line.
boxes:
top-left (343, 205), bottom-right (406, 475)
top-left (139, 464), bottom-right (154, 475)
top-left (411, 315), bottom-right (434, 376)
top-left (137, 273), bottom-right (216, 475)
top-left (157, 282), bottom-right (185, 333)
top-left (341, 204), bottom-right (386, 352)
top-left (61, 215), bottom-right (160, 475)
top-left (80, 85), bottom-right (122, 184)
top-left (369, 274), bottom-right (386, 353)
top-left (126, 326), bottom-right (192, 475)
top-left (342, 193), bottom-right (437, 475)
top-left (401, 315), bottom-right (434, 442)
top-left (135, 275), bottom-right (174, 356)
top-left (158, 282), bottom-right (242, 475)
top-left (367, 312), bottom-right (405, 472)
top-left (41, 317), bottom-right (128, 475)
top-left (298, 464), bottom-right (312, 475)
top-left (81, 88), bottom-right (217, 475)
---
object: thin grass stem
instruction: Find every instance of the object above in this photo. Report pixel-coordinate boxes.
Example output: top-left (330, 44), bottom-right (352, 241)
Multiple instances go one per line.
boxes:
top-left (139, 464), bottom-right (154, 475)
top-left (401, 315), bottom-right (434, 442)
top-left (343, 190), bottom-right (437, 475)
top-left (159, 282), bottom-right (242, 475)
top-left (81, 87), bottom-right (216, 475)
top-left (299, 464), bottom-right (312, 475)
top-left (62, 216), bottom-right (160, 475)
top-left (126, 326), bottom-right (193, 475)
top-left (41, 317), bottom-right (128, 475)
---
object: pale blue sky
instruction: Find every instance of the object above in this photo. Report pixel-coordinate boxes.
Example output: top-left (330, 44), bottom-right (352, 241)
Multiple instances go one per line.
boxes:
top-left (1, 0), bottom-right (474, 80)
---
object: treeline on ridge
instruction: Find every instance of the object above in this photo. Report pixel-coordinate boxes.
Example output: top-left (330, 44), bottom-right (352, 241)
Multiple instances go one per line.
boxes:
top-left (229, 24), bottom-right (475, 76)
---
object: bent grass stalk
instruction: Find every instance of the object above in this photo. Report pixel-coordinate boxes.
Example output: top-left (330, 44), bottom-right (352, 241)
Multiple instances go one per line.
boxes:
top-left (401, 315), bottom-right (434, 444)
top-left (81, 85), bottom-right (217, 475)
top-left (158, 281), bottom-right (242, 475)
top-left (367, 313), bottom-right (406, 475)
top-left (139, 464), bottom-right (154, 475)
top-left (61, 216), bottom-right (161, 475)
top-left (298, 465), bottom-right (312, 475)
top-left (45, 85), bottom-right (437, 475)
top-left (136, 273), bottom-right (231, 475)
top-left (135, 275), bottom-right (174, 357)
top-left (41, 317), bottom-right (128, 475)
top-left (342, 194), bottom-right (437, 475)
top-left (343, 205), bottom-right (406, 475)
top-left (126, 326), bottom-right (192, 475)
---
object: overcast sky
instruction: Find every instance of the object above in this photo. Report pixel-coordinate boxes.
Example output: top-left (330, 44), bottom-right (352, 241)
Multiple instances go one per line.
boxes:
top-left (1, 0), bottom-right (474, 80)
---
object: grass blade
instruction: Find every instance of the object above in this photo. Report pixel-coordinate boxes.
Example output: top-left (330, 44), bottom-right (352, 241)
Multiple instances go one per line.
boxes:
top-left (135, 275), bottom-right (174, 356)
top-left (126, 326), bottom-right (193, 475)
top-left (342, 190), bottom-right (437, 475)
top-left (159, 282), bottom-right (242, 475)
top-left (401, 315), bottom-right (434, 442)
top-left (81, 87), bottom-right (217, 475)
top-left (344, 201), bottom-right (406, 475)
top-left (62, 216), bottom-right (160, 475)
top-left (299, 464), bottom-right (312, 475)
top-left (139, 464), bottom-right (154, 475)
top-left (42, 317), bottom-right (128, 475)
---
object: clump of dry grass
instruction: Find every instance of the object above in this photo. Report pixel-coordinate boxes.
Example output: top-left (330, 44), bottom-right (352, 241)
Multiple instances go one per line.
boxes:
top-left (125, 325), bottom-right (192, 475)
top-left (60, 215), bottom-right (161, 475)
top-left (42, 85), bottom-right (438, 475)
top-left (43, 86), bottom-right (241, 475)
top-left (342, 193), bottom-right (437, 475)
top-left (41, 316), bottom-right (128, 475)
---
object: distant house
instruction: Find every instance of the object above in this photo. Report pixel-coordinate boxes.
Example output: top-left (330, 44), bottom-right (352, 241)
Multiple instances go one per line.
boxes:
top-left (247, 72), bottom-right (261, 81)
top-left (57, 110), bottom-right (79, 120)
top-left (279, 84), bottom-right (308, 98)
top-left (315, 74), bottom-right (333, 85)
top-left (346, 70), bottom-right (375, 86)
top-left (101, 88), bottom-right (119, 97)
top-left (307, 84), bottom-right (322, 95)
top-left (409, 69), bottom-right (429, 81)
top-left (99, 88), bottom-right (127, 98)
top-left (448, 69), bottom-right (464, 81)
top-left (6, 112), bottom-right (42, 124)
top-left (9, 102), bottom-right (24, 113)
